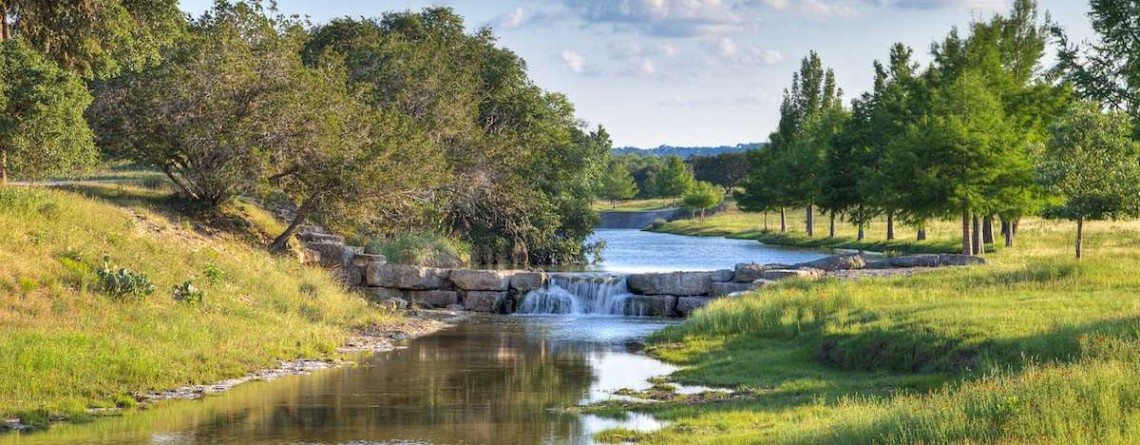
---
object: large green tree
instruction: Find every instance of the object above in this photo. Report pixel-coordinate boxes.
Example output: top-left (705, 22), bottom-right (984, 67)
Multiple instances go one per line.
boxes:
top-left (1055, 0), bottom-right (1140, 130)
top-left (0, 0), bottom-right (183, 79)
top-left (0, 39), bottom-right (96, 183)
top-left (1039, 101), bottom-right (1140, 259)
top-left (682, 181), bottom-right (725, 223)
top-left (655, 156), bottom-right (695, 205)
top-left (599, 158), bottom-right (638, 207)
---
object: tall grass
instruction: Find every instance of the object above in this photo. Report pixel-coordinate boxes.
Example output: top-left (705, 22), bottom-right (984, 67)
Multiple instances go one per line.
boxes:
top-left (619, 215), bottom-right (1140, 444)
top-left (0, 186), bottom-right (397, 423)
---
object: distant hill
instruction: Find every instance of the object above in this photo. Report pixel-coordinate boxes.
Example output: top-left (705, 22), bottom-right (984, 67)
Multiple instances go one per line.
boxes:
top-left (613, 143), bottom-right (763, 159)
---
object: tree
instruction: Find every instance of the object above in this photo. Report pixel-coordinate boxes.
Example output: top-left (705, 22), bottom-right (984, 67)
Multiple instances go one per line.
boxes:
top-left (682, 181), bottom-right (724, 223)
top-left (689, 151), bottom-right (751, 190)
top-left (1, 0), bottom-right (184, 79)
top-left (655, 156), bottom-right (695, 205)
top-left (1055, 0), bottom-right (1140, 131)
top-left (91, 1), bottom-right (313, 206)
top-left (1039, 102), bottom-right (1140, 259)
top-left (0, 38), bottom-right (96, 183)
top-left (599, 159), bottom-right (638, 207)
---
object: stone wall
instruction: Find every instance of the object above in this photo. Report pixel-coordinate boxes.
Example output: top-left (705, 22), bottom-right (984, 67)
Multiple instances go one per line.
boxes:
top-left (297, 230), bottom-right (984, 318)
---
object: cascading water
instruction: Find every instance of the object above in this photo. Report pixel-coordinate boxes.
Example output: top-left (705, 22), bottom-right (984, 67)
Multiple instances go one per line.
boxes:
top-left (517, 273), bottom-right (633, 315)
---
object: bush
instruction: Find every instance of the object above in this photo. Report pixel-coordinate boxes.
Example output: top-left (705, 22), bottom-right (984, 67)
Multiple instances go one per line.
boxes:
top-left (363, 232), bottom-right (470, 267)
top-left (172, 281), bottom-right (205, 305)
top-left (96, 257), bottom-right (155, 299)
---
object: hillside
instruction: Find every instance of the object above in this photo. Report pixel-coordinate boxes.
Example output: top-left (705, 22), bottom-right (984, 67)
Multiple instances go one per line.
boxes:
top-left (0, 184), bottom-right (403, 427)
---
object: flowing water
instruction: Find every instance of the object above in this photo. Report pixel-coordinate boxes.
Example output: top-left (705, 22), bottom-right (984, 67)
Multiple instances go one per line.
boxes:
top-left (7, 231), bottom-right (826, 444)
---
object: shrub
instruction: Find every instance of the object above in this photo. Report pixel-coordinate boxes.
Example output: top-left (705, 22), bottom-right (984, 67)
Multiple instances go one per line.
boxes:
top-left (202, 263), bottom-right (225, 284)
top-left (172, 281), bottom-right (205, 305)
top-left (96, 257), bottom-right (155, 299)
top-left (364, 232), bottom-right (470, 267)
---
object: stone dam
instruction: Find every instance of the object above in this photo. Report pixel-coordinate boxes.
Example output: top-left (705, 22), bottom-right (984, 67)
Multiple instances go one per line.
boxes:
top-left (298, 231), bottom-right (984, 318)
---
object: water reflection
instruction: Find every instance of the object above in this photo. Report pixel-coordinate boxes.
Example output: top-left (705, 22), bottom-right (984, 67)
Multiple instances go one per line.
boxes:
top-left (585, 229), bottom-right (827, 273)
top-left (6, 316), bottom-right (682, 445)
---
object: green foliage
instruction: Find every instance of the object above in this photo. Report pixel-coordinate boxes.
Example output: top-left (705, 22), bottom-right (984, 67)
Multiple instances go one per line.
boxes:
top-left (172, 281), bottom-right (205, 305)
top-left (202, 263), bottom-right (225, 284)
top-left (689, 151), bottom-right (752, 190)
top-left (1, 0), bottom-right (184, 79)
top-left (96, 257), bottom-right (156, 299)
top-left (0, 38), bottom-right (97, 182)
top-left (1040, 101), bottom-right (1140, 222)
top-left (599, 158), bottom-right (638, 204)
top-left (364, 232), bottom-right (471, 268)
top-left (681, 181), bottom-right (724, 222)
top-left (1055, 0), bottom-right (1140, 131)
top-left (654, 156), bottom-right (695, 200)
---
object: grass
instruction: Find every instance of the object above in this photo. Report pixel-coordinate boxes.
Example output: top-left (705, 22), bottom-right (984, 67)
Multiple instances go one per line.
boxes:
top-left (651, 203), bottom-right (975, 254)
top-left (592, 216), bottom-right (1140, 444)
top-left (592, 198), bottom-right (676, 212)
top-left (0, 184), bottom-right (398, 427)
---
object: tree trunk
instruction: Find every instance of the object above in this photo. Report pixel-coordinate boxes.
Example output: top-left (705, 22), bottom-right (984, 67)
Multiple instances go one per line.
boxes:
top-left (962, 211), bottom-right (973, 256)
top-left (857, 224), bottom-right (865, 241)
top-left (829, 212), bottom-right (836, 238)
top-left (1012, 220), bottom-right (1019, 247)
top-left (763, 212), bottom-right (769, 231)
top-left (806, 204), bottom-right (814, 237)
top-left (270, 202), bottom-right (313, 253)
top-left (1075, 218), bottom-right (1084, 260)
top-left (0, 144), bottom-right (7, 185)
top-left (972, 215), bottom-right (984, 256)
top-left (917, 227), bottom-right (927, 241)
top-left (700, 208), bottom-right (706, 223)
top-left (779, 208), bottom-right (786, 233)
top-left (982, 216), bottom-right (994, 245)
top-left (886, 211), bottom-right (895, 241)
top-left (1, 5), bottom-right (9, 42)
top-left (1001, 220), bottom-right (1012, 247)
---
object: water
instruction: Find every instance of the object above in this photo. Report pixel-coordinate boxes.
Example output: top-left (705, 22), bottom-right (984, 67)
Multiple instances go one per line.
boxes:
top-left (587, 229), bottom-right (827, 273)
top-left (516, 274), bottom-right (632, 316)
top-left (6, 317), bottom-right (701, 445)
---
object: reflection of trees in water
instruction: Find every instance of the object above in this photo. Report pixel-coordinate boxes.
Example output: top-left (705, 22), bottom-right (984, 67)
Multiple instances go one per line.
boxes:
top-left (14, 319), bottom-right (607, 445)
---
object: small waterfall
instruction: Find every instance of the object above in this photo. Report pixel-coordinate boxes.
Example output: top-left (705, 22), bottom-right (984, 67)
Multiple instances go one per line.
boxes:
top-left (517, 274), bottom-right (632, 316)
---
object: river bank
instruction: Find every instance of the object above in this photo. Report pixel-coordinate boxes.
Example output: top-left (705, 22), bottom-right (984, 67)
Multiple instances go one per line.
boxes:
top-left (588, 217), bottom-right (1140, 443)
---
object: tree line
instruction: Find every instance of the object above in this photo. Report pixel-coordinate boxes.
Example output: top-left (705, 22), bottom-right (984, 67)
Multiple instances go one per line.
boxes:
top-left (737, 0), bottom-right (1140, 259)
top-left (1, 1), bottom-right (613, 266)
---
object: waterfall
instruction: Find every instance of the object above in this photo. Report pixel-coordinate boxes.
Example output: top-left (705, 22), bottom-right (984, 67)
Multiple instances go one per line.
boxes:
top-left (517, 274), bottom-right (632, 316)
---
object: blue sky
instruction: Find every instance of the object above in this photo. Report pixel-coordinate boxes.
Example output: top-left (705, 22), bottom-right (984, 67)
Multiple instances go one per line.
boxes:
top-left (179, 0), bottom-right (1094, 148)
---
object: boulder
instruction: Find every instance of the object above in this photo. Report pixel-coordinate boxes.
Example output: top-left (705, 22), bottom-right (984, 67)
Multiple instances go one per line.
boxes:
top-left (675, 297), bottom-right (713, 316)
top-left (761, 268), bottom-right (825, 281)
top-left (375, 297), bottom-right (409, 311)
top-left (307, 242), bottom-right (361, 269)
top-left (734, 263), bottom-right (790, 282)
top-left (628, 272), bottom-right (713, 296)
top-left (367, 264), bottom-right (450, 290)
top-left (711, 279), bottom-right (774, 297)
top-left (624, 295), bottom-right (678, 318)
top-left (889, 254), bottom-right (941, 268)
top-left (352, 253), bottom-right (386, 268)
top-left (710, 269), bottom-right (735, 283)
top-left (446, 304), bottom-right (466, 312)
top-left (863, 257), bottom-right (893, 269)
top-left (796, 254), bottom-right (866, 271)
top-left (407, 290), bottom-right (459, 308)
top-left (359, 287), bottom-right (408, 310)
top-left (450, 269), bottom-right (511, 291)
top-left (299, 247), bottom-right (321, 266)
top-left (510, 272), bottom-right (548, 293)
top-left (464, 291), bottom-right (510, 313)
top-left (937, 254), bottom-right (986, 266)
top-left (342, 266), bottom-right (363, 286)
top-left (299, 232), bottom-right (345, 244)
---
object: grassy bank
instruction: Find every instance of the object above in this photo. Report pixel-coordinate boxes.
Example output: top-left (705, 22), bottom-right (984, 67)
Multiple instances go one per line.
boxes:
top-left (651, 204), bottom-right (972, 254)
top-left (592, 198), bottom-right (676, 212)
top-left (596, 216), bottom-right (1140, 443)
top-left (0, 185), bottom-right (398, 427)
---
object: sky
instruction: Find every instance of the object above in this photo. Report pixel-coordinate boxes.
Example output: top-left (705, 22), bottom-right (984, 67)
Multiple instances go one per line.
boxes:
top-left (178, 0), bottom-right (1095, 148)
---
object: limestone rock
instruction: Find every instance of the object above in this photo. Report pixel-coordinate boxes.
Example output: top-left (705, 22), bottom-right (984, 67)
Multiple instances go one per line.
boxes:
top-left (510, 272), bottom-right (548, 292)
top-left (863, 257), bottom-right (893, 269)
top-left (796, 254), bottom-right (866, 271)
top-left (352, 253), bottom-right (386, 268)
top-left (628, 272), bottom-right (713, 296)
top-left (676, 297), bottom-right (712, 316)
top-left (761, 268), bottom-right (824, 281)
top-left (711, 279), bottom-right (773, 297)
top-left (407, 290), bottom-right (459, 308)
top-left (710, 269), bottom-right (735, 283)
top-left (625, 295), bottom-right (678, 318)
top-left (936, 254), bottom-right (986, 266)
top-left (450, 269), bottom-right (511, 291)
top-left (307, 242), bottom-right (361, 269)
top-left (367, 264), bottom-right (450, 290)
top-left (299, 247), bottom-right (321, 266)
top-left (464, 291), bottom-right (510, 313)
top-left (734, 263), bottom-right (789, 282)
top-left (888, 254), bottom-right (941, 268)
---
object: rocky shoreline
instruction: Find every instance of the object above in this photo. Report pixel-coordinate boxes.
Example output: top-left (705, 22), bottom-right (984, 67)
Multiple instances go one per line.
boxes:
top-left (2, 313), bottom-right (456, 433)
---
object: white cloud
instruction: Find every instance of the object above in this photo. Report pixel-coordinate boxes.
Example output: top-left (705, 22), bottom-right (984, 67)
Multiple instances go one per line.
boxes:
top-left (708, 37), bottom-right (784, 67)
top-left (761, 0), bottom-right (789, 10)
top-left (563, 0), bottom-right (747, 36)
top-left (657, 44), bottom-right (679, 58)
top-left (498, 7), bottom-right (527, 29)
top-left (640, 58), bottom-right (657, 74)
top-left (561, 50), bottom-right (587, 73)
